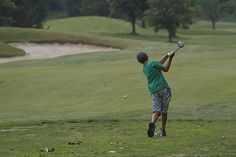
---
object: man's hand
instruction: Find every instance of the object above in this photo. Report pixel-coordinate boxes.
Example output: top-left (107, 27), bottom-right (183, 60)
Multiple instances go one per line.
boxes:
top-left (169, 52), bottom-right (175, 60)
top-left (162, 51), bottom-right (175, 72)
top-left (167, 50), bottom-right (175, 57)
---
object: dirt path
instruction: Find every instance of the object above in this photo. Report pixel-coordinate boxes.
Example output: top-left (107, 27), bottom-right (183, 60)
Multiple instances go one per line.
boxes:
top-left (0, 43), bottom-right (119, 64)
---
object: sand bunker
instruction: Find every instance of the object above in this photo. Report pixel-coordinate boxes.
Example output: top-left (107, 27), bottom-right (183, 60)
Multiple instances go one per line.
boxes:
top-left (0, 43), bottom-right (119, 64)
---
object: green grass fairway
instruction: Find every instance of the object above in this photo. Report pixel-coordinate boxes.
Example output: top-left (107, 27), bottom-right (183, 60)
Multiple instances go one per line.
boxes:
top-left (0, 16), bottom-right (235, 157)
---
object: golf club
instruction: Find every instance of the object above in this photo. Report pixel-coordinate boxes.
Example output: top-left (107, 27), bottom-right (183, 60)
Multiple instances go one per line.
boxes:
top-left (173, 41), bottom-right (185, 53)
top-left (168, 41), bottom-right (184, 56)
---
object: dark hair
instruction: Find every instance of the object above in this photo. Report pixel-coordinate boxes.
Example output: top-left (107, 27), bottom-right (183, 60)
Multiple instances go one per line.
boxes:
top-left (136, 52), bottom-right (148, 64)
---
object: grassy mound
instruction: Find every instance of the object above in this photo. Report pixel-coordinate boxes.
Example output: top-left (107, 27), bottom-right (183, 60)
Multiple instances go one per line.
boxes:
top-left (0, 42), bottom-right (25, 57)
top-left (46, 16), bottom-right (154, 35)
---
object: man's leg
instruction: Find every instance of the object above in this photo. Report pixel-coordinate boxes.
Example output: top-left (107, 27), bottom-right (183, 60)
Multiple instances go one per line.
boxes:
top-left (152, 112), bottom-right (161, 124)
top-left (155, 113), bottom-right (167, 136)
top-left (148, 93), bottom-right (161, 137)
top-left (156, 88), bottom-right (171, 136)
top-left (147, 112), bottom-right (161, 137)
top-left (161, 112), bottom-right (167, 131)
top-left (159, 88), bottom-right (171, 136)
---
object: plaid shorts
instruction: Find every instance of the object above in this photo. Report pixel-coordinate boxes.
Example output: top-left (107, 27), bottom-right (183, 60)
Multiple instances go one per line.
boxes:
top-left (151, 88), bottom-right (172, 113)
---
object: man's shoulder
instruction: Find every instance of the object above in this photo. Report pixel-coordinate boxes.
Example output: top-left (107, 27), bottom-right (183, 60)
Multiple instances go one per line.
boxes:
top-left (146, 60), bottom-right (158, 64)
top-left (148, 60), bottom-right (160, 67)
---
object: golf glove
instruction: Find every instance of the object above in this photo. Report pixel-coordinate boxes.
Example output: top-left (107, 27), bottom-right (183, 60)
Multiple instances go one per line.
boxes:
top-left (167, 51), bottom-right (175, 57)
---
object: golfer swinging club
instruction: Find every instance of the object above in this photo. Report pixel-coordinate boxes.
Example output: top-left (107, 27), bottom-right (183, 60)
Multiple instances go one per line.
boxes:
top-left (137, 50), bottom-right (175, 137)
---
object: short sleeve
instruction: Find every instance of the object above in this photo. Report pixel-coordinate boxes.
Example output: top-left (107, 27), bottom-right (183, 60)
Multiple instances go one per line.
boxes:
top-left (152, 61), bottom-right (163, 70)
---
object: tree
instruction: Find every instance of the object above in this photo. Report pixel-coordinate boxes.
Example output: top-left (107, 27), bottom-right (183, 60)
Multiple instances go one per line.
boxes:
top-left (195, 0), bottom-right (233, 29)
top-left (80, 0), bottom-right (110, 16)
top-left (48, 0), bottom-right (65, 12)
top-left (145, 0), bottom-right (195, 42)
top-left (108, 0), bottom-right (148, 34)
top-left (66, 0), bottom-right (110, 17)
top-left (221, 0), bottom-right (236, 20)
top-left (0, 0), bottom-right (16, 26)
top-left (66, 0), bottom-right (81, 16)
top-left (13, 0), bottom-right (49, 28)
top-left (202, 0), bottom-right (224, 29)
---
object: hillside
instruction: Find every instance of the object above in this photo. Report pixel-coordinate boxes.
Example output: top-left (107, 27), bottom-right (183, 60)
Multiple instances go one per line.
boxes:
top-left (46, 16), bottom-right (154, 35)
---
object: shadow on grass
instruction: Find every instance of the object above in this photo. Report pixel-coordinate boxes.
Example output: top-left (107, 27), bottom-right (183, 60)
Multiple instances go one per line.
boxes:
top-left (99, 32), bottom-right (164, 42)
top-left (178, 29), bottom-right (236, 36)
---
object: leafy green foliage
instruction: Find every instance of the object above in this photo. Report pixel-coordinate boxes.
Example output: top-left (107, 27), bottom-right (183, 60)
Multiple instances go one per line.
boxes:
top-left (108, 0), bottom-right (148, 34)
top-left (0, 0), bottom-right (49, 28)
top-left (48, 0), bottom-right (65, 12)
top-left (0, 0), bottom-right (16, 26)
top-left (66, 0), bottom-right (110, 17)
top-left (202, 0), bottom-right (224, 29)
top-left (12, 0), bottom-right (49, 28)
top-left (193, 0), bottom-right (236, 28)
top-left (221, 0), bottom-right (236, 20)
top-left (65, 0), bottom-right (82, 16)
top-left (145, 0), bottom-right (195, 42)
top-left (79, 0), bottom-right (110, 16)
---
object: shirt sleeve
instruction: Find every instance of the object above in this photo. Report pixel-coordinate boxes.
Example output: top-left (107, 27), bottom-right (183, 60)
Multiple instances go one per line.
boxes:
top-left (152, 61), bottom-right (163, 70)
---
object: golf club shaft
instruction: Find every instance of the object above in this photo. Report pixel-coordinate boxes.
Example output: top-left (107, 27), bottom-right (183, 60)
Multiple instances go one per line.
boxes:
top-left (173, 47), bottom-right (180, 53)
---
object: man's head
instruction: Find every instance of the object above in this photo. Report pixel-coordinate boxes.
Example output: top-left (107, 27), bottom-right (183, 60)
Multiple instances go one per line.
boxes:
top-left (136, 52), bottom-right (148, 64)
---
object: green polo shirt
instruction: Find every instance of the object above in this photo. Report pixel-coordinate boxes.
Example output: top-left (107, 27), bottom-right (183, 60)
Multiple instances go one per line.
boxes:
top-left (143, 60), bottom-right (169, 94)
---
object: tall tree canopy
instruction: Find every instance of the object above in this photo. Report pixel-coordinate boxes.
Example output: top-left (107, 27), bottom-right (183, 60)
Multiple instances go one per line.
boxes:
top-left (202, 0), bottom-right (224, 29)
top-left (145, 0), bottom-right (195, 42)
top-left (13, 0), bottom-right (49, 28)
top-left (48, 0), bottom-right (65, 12)
top-left (194, 0), bottom-right (234, 29)
top-left (80, 0), bottom-right (110, 16)
top-left (0, 0), bottom-right (48, 27)
top-left (0, 0), bottom-right (16, 26)
top-left (108, 0), bottom-right (148, 34)
top-left (66, 0), bottom-right (81, 16)
top-left (66, 0), bottom-right (110, 17)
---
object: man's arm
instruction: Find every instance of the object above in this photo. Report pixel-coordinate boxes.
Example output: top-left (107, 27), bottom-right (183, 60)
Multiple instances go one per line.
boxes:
top-left (159, 54), bottom-right (168, 64)
top-left (161, 53), bottom-right (175, 72)
top-left (159, 50), bottom-right (175, 64)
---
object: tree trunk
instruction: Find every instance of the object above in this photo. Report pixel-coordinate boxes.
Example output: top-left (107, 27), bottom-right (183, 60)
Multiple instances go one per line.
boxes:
top-left (131, 16), bottom-right (136, 34)
top-left (141, 20), bottom-right (146, 28)
top-left (168, 33), bottom-right (172, 42)
top-left (212, 19), bottom-right (216, 30)
top-left (168, 29), bottom-right (175, 42)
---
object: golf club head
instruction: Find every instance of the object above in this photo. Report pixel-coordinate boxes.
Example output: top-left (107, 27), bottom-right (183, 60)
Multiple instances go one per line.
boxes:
top-left (177, 41), bottom-right (184, 48)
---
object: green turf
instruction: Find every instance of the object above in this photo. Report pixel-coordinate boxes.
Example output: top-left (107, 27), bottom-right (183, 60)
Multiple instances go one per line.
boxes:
top-left (0, 16), bottom-right (235, 156)
top-left (0, 42), bottom-right (25, 57)
top-left (0, 120), bottom-right (235, 157)
top-left (46, 16), bottom-right (154, 35)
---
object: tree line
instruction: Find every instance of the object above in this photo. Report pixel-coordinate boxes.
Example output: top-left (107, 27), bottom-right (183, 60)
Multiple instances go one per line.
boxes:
top-left (0, 0), bottom-right (235, 42)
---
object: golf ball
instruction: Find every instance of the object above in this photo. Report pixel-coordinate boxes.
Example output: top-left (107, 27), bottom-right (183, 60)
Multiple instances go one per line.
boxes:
top-left (124, 95), bottom-right (127, 98)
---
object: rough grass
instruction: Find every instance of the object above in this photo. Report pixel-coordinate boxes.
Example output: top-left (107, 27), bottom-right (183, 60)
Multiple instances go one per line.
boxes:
top-left (0, 120), bottom-right (235, 157)
top-left (0, 42), bottom-right (25, 57)
top-left (0, 16), bottom-right (235, 156)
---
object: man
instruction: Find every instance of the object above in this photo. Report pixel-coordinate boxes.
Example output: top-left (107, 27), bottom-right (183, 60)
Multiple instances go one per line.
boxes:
top-left (136, 51), bottom-right (175, 137)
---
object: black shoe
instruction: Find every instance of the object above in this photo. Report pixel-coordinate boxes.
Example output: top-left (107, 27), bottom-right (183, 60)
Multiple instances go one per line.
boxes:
top-left (147, 122), bottom-right (155, 137)
top-left (162, 129), bottom-right (166, 136)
